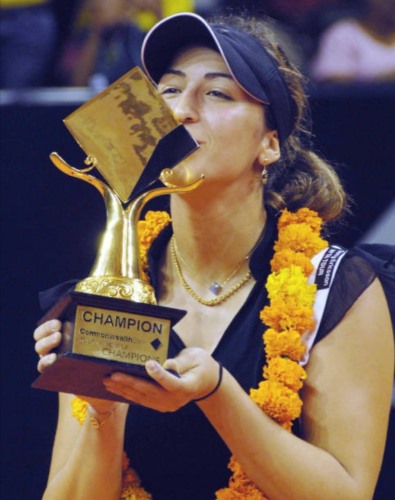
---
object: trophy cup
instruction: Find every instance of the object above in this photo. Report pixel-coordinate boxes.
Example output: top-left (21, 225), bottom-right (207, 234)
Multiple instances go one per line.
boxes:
top-left (32, 67), bottom-right (203, 402)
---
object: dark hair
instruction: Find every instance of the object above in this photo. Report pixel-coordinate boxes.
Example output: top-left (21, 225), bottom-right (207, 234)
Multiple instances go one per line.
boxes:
top-left (210, 13), bottom-right (349, 224)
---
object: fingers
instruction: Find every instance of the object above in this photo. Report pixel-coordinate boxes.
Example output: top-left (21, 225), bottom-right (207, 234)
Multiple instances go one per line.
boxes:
top-left (103, 373), bottom-right (156, 407)
top-left (34, 320), bottom-right (62, 373)
top-left (162, 358), bottom-right (180, 374)
top-left (103, 348), bottom-right (221, 411)
top-left (34, 319), bottom-right (62, 341)
top-left (34, 327), bottom-right (62, 357)
top-left (103, 367), bottom-right (185, 411)
top-left (37, 352), bottom-right (57, 373)
top-left (162, 348), bottom-right (201, 376)
top-left (160, 349), bottom-right (222, 401)
top-left (145, 360), bottom-right (185, 392)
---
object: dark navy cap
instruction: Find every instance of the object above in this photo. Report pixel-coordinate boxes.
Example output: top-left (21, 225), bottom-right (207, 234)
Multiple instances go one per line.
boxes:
top-left (141, 12), bottom-right (295, 142)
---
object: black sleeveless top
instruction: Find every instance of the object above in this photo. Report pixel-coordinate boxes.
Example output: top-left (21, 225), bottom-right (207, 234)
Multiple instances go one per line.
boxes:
top-left (121, 214), bottom-right (377, 500)
top-left (38, 212), bottom-right (377, 499)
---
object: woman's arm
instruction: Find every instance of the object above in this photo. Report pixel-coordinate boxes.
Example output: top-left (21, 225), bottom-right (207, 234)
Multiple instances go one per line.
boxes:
top-left (198, 278), bottom-right (394, 499)
top-left (43, 392), bottom-right (128, 500)
top-left (34, 320), bottom-right (129, 500)
top-left (106, 278), bottom-right (393, 499)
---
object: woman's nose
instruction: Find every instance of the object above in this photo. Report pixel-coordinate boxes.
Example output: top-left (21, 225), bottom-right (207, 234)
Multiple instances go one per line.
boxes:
top-left (171, 93), bottom-right (199, 124)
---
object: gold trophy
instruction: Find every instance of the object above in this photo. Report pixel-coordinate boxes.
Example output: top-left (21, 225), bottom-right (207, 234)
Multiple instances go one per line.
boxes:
top-left (32, 67), bottom-right (203, 402)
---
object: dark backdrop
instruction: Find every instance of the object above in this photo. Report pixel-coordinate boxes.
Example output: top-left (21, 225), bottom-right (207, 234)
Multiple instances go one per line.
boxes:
top-left (1, 84), bottom-right (394, 499)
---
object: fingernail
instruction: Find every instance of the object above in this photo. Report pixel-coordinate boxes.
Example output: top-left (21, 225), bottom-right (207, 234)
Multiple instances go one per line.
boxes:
top-left (52, 331), bottom-right (61, 342)
top-left (50, 320), bottom-right (59, 331)
top-left (110, 373), bottom-right (123, 382)
top-left (44, 353), bottom-right (57, 364)
top-left (146, 360), bottom-right (159, 372)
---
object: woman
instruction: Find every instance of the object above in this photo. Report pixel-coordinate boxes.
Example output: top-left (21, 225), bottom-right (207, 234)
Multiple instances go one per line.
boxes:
top-left (34, 12), bottom-right (394, 500)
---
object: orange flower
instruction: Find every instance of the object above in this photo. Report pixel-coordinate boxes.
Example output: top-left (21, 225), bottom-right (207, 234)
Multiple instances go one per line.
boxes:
top-left (120, 485), bottom-right (152, 499)
top-left (275, 223), bottom-right (328, 257)
top-left (265, 266), bottom-right (316, 307)
top-left (250, 380), bottom-right (303, 422)
top-left (263, 328), bottom-right (306, 361)
top-left (281, 420), bottom-right (293, 432)
top-left (263, 357), bottom-right (307, 391)
top-left (270, 248), bottom-right (314, 275)
top-left (260, 301), bottom-right (315, 333)
top-left (138, 210), bottom-right (171, 280)
top-left (215, 457), bottom-right (269, 499)
top-left (216, 487), bottom-right (268, 500)
top-left (71, 397), bottom-right (88, 425)
top-left (278, 207), bottom-right (323, 232)
top-left (122, 452), bottom-right (142, 485)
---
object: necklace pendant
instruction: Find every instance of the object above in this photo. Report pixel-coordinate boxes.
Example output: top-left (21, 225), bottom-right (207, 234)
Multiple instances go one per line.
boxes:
top-left (209, 282), bottom-right (222, 296)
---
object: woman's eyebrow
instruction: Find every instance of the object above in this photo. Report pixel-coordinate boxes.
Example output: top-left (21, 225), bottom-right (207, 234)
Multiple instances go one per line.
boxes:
top-left (162, 68), bottom-right (185, 78)
top-left (204, 72), bottom-right (233, 81)
top-left (162, 69), bottom-right (233, 81)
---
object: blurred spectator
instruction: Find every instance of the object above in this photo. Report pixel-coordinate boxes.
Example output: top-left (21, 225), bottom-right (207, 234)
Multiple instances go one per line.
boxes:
top-left (221, 0), bottom-right (349, 69)
top-left (0, 0), bottom-right (57, 88)
top-left (310, 0), bottom-right (395, 82)
top-left (56, 0), bottom-right (195, 89)
top-left (56, 0), bottom-right (144, 89)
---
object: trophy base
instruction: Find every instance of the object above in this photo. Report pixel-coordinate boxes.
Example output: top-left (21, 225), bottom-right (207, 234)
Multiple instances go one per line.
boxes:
top-left (31, 290), bottom-right (186, 401)
top-left (32, 353), bottom-right (150, 403)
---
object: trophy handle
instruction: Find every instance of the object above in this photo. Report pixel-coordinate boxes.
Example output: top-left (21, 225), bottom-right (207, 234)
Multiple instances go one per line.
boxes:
top-left (50, 152), bottom-right (127, 279)
top-left (50, 152), bottom-right (110, 197)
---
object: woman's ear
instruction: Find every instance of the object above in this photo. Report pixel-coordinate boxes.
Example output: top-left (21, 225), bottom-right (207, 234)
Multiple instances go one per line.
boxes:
top-left (258, 130), bottom-right (280, 166)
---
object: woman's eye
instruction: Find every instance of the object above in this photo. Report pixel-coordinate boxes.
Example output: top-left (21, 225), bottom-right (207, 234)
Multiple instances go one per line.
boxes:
top-left (159, 86), bottom-right (180, 96)
top-left (207, 90), bottom-right (232, 100)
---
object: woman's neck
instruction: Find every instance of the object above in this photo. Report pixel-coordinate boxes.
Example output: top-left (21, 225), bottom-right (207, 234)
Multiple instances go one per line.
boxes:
top-left (169, 189), bottom-right (267, 285)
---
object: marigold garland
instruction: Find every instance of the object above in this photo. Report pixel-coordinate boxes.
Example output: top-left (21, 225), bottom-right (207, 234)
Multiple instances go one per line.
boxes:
top-left (137, 210), bottom-right (171, 281)
top-left (71, 207), bottom-right (328, 499)
top-left (216, 207), bottom-right (327, 498)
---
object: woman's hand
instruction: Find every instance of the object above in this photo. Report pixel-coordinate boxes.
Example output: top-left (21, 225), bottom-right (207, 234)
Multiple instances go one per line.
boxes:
top-left (103, 347), bottom-right (221, 412)
top-left (33, 319), bottom-right (124, 416)
top-left (33, 319), bottom-right (62, 373)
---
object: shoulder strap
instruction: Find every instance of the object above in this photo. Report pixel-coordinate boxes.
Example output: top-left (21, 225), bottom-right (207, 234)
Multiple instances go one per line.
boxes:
top-left (300, 245), bottom-right (347, 366)
top-left (353, 243), bottom-right (395, 330)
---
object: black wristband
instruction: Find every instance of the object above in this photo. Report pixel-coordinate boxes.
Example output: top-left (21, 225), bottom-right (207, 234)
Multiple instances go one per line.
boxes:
top-left (193, 362), bottom-right (223, 402)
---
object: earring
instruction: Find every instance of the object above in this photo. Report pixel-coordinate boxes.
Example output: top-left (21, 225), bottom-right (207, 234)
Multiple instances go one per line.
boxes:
top-left (261, 163), bottom-right (269, 185)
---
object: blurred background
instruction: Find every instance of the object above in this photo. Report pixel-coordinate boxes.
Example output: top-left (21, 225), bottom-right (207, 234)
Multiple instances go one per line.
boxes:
top-left (1, 0), bottom-right (394, 499)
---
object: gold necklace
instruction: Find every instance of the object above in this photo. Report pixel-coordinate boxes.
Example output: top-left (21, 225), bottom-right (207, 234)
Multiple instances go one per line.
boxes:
top-left (170, 236), bottom-right (252, 306)
top-left (173, 237), bottom-right (250, 296)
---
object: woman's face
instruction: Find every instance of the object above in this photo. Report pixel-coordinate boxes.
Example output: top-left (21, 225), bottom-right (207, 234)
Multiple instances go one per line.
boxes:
top-left (157, 46), bottom-right (278, 187)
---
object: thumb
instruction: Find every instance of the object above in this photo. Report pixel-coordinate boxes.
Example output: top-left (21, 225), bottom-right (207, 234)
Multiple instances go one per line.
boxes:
top-left (162, 358), bottom-right (180, 374)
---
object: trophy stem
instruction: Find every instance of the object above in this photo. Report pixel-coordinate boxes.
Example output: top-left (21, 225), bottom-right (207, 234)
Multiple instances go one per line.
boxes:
top-left (79, 174), bottom-right (204, 302)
